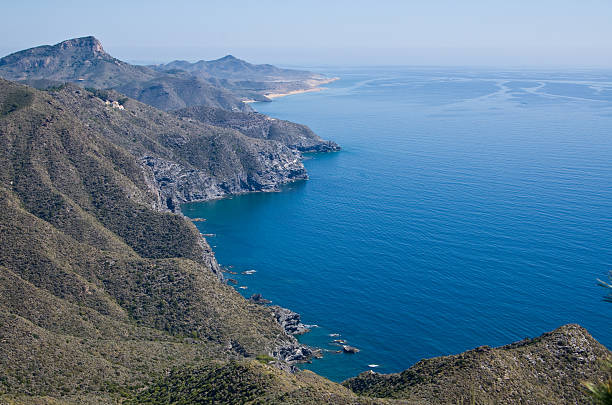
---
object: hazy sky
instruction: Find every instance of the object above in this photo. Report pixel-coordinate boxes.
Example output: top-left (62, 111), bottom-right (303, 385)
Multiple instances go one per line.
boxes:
top-left (2, 0), bottom-right (611, 67)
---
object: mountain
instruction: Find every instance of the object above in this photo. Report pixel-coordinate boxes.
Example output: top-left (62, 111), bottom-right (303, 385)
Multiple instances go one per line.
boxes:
top-left (0, 37), bottom-right (249, 112)
top-left (343, 324), bottom-right (611, 404)
top-left (0, 37), bottom-right (339, 110)
top-left (173, 106), bottom-right (340, 152)
top-left (154, 55), bottom-right (337, 101)
top-left (160, 54), bottom-right (317, 81)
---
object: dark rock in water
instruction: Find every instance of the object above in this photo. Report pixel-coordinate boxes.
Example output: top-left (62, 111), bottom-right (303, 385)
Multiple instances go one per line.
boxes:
top-left (249, 293), bottom-right (272, 304)
top-left (270, 305), bottom-right (310, 335)
top-left (343, 345), bottom-right (360, 354)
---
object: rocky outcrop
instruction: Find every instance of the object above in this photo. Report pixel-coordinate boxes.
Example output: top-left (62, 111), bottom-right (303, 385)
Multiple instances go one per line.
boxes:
top-left (249, 293), bottom-right (272, 304)
top-left (140, 141), bottom-right (306, 207)
top-left (273, 343), bottom-right (315, 363)
top-left (268, 306), bottom-right (317, 366)
top-left (173, 106), bottom-right (340, 152)
top-left (246, 296), bottom-right (316, 366)
top-left (270, 305), bottom-right (310, 335)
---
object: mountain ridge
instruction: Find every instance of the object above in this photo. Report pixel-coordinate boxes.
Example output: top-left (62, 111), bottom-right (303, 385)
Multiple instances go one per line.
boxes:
top-left (0, 36), bottom-right (248, 112)
top-left (0, 36), bottom-right (337, 111)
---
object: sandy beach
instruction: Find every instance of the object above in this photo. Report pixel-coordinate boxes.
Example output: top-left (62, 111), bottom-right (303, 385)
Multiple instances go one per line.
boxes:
top-left (264, 77), bottom-right (339, 99)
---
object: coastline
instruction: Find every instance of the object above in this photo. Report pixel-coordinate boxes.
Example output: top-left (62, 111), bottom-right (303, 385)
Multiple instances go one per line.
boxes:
top-left (182, 84), bottom-right (342, 367)
top-left (263, 77), bottom-right (340, 100)
top-left (242, 77), bottom-right (339, 103)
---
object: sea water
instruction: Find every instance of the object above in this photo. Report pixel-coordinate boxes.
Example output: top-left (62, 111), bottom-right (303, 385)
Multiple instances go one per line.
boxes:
top-left (182, 67), bottom-right (612, 382)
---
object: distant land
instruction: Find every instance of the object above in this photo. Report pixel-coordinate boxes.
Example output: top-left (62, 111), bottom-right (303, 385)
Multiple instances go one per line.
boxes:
top-left (0, 36), bottom-right (609, 404)
top-left (0, 36), bottom-right (335, 111)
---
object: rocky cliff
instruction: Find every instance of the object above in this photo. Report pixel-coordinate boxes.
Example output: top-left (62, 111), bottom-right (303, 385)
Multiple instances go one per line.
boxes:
top-left (44, 83), bottom-right (307, 209)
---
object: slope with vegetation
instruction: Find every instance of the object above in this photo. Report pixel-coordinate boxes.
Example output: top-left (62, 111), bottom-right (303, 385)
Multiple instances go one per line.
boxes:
top-left (173, 105), bottom-right (340, 152)
top-left (0, 79), bottom-right (307, 404)
top-left (343, 324), bottom-right (611, 404)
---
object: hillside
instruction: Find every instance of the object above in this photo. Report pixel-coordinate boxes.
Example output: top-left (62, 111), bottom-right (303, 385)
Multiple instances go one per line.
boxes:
top-left (173, 106), bottom-right (340, 152)
top-left (343, 324), bottom-right (611, 404)
top-left (42, 82), bottom-right (308, 208)
top-left (0, 78), bottom-right (315, 403)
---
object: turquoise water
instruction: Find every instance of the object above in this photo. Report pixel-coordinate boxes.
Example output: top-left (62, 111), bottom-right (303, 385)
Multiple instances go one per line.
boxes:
top-left (182, 67), bottom-right (612, 382)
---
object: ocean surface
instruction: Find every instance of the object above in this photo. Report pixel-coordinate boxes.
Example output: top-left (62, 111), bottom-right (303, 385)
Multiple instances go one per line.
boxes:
top-left (182, 67), bottom-right (612, 382)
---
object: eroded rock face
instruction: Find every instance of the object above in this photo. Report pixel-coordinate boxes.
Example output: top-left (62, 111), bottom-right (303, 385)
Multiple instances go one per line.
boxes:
top-left (140, 141), bottom-right (306, 208)
top-left (273, 343), bottom-right (314, 363)
top-left (270, 305), bottom-right (310, 335)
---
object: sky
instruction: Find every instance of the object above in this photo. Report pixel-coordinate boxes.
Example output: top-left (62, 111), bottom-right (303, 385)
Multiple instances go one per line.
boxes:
top-left (1, 0), bottom-right (611, 67)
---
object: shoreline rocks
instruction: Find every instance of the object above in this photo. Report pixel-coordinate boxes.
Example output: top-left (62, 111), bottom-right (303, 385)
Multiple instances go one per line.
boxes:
top-left (270, 305), bottom-right (310, 335)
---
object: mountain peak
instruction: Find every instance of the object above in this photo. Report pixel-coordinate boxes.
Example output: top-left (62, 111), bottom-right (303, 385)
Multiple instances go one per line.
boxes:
top-left (57, 36), bottom-right (105, 55)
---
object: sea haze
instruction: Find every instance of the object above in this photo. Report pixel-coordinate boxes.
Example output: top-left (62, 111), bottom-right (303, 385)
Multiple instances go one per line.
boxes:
top-left (182, 67), bottom-right (612, 382)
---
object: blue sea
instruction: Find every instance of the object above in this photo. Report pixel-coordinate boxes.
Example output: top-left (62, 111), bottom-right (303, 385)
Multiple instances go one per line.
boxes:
top-left (182, 67), bottom-right (612, 382)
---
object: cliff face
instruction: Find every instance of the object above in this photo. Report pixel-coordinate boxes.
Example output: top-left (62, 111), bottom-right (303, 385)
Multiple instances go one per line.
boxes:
top-left (44, 83), bottom-right (307, 209)
top-left (343, 324), bottom-right (611, 404)
top-left (173, 105), bottom-right (340, 152)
